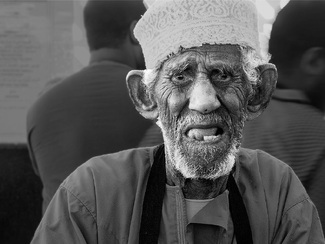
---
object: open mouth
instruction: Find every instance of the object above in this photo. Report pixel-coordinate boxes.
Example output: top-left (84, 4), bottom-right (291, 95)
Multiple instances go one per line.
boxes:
top-left (186, 126), bottom-right (224, 142)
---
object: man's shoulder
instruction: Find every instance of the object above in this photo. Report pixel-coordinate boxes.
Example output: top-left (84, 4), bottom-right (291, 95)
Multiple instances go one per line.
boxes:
top-left (238, 147), bottom-right (308, 207)
top-left (61, 146), bottom-right (157, 195)
top-left (85, 146), bottom-right (155, 175)
top-left (237, 147), bottom-right (301, 192)
top-left (238, 147), bottom-right (289, 171)
top-left (238, 149), bottom-right (323, 243)
top-left (55, 146), bottom-right (157, 223)
top-left (67, 147), bottom-right (155, 180)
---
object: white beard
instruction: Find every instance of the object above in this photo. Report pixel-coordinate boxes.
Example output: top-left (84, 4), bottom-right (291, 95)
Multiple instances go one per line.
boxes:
top-left (173, 143), bottom-right (237, 179)
top-left (158, 115), bottom-right (239, 180)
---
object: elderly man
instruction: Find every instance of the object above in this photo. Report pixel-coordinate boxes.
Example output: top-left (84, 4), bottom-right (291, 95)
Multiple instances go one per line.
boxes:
top-left (31, 0), bottom-right (325, 243)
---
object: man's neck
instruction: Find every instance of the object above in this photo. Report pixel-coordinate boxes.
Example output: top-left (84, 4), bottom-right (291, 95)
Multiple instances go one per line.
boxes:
top-left (277, 74), bottom-right (325, 113)
top-left (307, 90), bottom-right (325, 113)
top-left (182, 176), bottom-right (229, 199)
top-left (166, 166), bottom-right (229, 199)
top-left (89, 48), bottom-right (131, 67)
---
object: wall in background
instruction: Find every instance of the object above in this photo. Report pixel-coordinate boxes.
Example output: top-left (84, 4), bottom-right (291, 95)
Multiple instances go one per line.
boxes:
top-left (0, 0), bottom-right (287, 144)
top-left (0, 1), bottom-right (75, 144)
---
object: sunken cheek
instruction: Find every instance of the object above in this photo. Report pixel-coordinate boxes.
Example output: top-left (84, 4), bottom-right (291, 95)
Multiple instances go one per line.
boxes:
top-left (155, 80), bottom-right (187, 117)
top-left (168, 92), bottom-right (187, 116)
top-left (223, 88), bottom-right (245, 116)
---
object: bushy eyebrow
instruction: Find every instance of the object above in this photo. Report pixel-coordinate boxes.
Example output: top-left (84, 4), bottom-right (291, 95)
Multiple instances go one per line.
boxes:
top-left (165, 59), bottom-right (195, 76)
top-left (172, 62), bottom-right (191, 73)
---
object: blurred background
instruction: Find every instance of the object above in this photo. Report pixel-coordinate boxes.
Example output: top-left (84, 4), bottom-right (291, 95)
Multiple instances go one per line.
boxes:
top-left (0, 0), bottom-right (288, 144)
top-left (0, 0), bottom-right (289, 243)
top-left (0, 0), bottom-right (289, 145)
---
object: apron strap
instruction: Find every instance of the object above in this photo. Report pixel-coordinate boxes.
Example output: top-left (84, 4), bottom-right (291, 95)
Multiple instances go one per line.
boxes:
top-left (139, 144), bottom-right (253, 243)
top-left (139, 145), bottom-right (166, 244)
top-left (226, 170), bottom-right (253, 243)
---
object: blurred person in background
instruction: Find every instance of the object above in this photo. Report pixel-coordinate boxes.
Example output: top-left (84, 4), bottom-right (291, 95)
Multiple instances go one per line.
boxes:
top-left (37, 76), bottom-right (64, 97)
top-left (26, 0), bottom-right (150, 214)
top-left (242, 0), bottom-right (325, 231)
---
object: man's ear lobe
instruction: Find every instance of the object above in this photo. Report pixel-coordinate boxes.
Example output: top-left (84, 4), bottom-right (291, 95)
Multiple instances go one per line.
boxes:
top-left (126, 70), bottom-right (158, 120)
top-left (246, 63), bottom-right (278, 121)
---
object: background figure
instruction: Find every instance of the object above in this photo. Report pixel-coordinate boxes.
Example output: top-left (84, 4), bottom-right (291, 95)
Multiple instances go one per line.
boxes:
top-left (137, 122), bottom-right (163, 147)
top-left (38, 76), bottom-right (64, 97)
top-left (26, 0), bottom-right (150, 214)
top-left (242, 0), bottom-right (325, 230)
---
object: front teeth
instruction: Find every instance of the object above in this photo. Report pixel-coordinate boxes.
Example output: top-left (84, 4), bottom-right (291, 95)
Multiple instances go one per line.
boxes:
top-left (203, 135), bottom-right (219, 141)
top-left (187, 128), bottom-right (218, 141)
top-left (187, 133), bottom-right (220, 141)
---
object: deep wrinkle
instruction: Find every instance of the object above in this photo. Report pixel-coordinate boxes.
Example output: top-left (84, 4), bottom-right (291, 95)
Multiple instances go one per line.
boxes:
top-left (157, 45), bottom-right (250, 130)
top-left (165, 50), bottom-right (243, 89)
top-left (153, 45), bottom-right (252, 199)
top-left (169, 47), bottom-right (248, 123)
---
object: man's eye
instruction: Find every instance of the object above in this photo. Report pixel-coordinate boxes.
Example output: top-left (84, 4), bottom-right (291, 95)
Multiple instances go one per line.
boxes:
top-left (211, 69), bottom-right (232, 82)
top-left (172, 73), bottom-right (190, 85)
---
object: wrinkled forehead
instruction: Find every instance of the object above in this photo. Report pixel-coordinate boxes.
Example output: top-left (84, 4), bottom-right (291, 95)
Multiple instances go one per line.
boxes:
top-left (162, 45), bottom-right (242, 70)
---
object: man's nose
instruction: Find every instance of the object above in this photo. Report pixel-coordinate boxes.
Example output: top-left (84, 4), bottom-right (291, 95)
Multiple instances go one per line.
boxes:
top-left (188, 80), bottom-right (221, 114)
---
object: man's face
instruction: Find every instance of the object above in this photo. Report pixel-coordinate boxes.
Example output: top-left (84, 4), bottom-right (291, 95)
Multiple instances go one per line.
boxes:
top-left (154, 45), bottom-right (252, 179)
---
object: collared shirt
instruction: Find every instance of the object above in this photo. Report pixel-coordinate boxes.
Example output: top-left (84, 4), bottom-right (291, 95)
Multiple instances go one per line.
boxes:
top-left (31, 147), bottom-right (325, 244)
top-left (159, 186), bottom-right (234, 244)
top-left (242, 88), bottom-right (325, 231)
top-left (185, 191), bottom-right (234, 243)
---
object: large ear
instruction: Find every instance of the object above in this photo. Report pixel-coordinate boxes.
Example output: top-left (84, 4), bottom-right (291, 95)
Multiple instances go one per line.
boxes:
top-left (246, 63), bottom-right (278, 121)
top-left (126, 70), bottom-right (158, 120)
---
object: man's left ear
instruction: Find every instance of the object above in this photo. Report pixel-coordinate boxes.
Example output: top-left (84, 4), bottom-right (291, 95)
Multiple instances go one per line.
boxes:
top-left (246, 63), bottom-right (278, 121)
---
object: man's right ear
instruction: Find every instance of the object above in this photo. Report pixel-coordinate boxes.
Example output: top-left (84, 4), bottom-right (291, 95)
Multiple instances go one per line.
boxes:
top-left (126, 70), bottom-right (159, 120)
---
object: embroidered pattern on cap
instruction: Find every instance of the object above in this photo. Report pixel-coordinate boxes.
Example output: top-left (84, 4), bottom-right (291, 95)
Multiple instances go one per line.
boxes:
top-left (135, 0), bottom-right (260, 69)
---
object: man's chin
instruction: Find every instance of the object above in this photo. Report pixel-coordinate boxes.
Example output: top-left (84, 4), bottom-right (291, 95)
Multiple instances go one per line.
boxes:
top-left (173, 143), bottom-right (238, 180)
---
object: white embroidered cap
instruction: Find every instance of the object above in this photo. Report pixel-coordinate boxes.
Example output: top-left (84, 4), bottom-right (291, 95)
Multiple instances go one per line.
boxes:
top-left (135, 0), bottom-right (260, 69)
